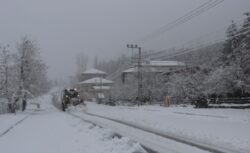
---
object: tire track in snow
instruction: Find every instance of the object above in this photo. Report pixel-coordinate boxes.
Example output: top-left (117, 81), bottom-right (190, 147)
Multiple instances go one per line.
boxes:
top-left (83, 112), bottom-right (242, 153)
top-left (173, 112), bottom-right (228, 118)
top-left (52, 95), bottom-right (244, 153)
top-left (0, 109), bottom-right (39, 138)
top-left (0, 116), bottom-right (29, 138)
top-left (67, 112), bottom-right (157, 153)
top-left (51, 95), bottom-right (156, 153)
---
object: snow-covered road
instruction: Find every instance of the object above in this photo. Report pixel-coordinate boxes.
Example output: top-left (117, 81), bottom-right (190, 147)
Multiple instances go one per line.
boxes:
top-left (0, 95), bottom-right (146, 153)
top-left (70, 111), bottom-right (212, 153)
top-left (80, 102), bottom-right (250, 153)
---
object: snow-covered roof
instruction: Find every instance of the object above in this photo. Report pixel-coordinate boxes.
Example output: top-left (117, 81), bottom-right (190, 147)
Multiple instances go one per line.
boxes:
top-left (93, 86), bottom-right (111, 90)
top-left (123, 67), bottom-right (137, 73)
top-left (123, 60), bottom-right (185, 73)
top-left (123, 67), bottom-right (160, 73)
top-left (144, 60), bottom-right (185, 66)
top-left (82, 68), bottom-right (106, 74)
top-left (79, 77), bottom-right (113, 84)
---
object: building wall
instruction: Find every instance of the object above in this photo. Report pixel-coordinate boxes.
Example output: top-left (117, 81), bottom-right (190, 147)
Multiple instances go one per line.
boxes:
top-left (122, 65), bottom-right (184, 83)
top-left (78, 83), bottom-right (113, 101)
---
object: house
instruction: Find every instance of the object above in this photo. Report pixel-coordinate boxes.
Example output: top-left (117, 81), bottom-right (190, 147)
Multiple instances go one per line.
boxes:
top-left (80, 68), bottom-right (107, 81)
top-left (122, 60), bottom-right (185, 83)
top-left (78, 68), bottom-right (113, 101)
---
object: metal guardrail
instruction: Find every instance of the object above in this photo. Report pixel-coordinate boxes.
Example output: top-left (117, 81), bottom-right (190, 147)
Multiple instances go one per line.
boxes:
top-left (208, 98), bottom-right (250, 104)
top-left (207, 97), bottom-right (250, 109)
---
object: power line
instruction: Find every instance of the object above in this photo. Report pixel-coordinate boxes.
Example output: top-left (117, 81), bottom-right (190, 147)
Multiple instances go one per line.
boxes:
top-left (112, 1), bottom-right (225, 80)
top-left (143, 17), bottom-right (248, 60)
top-left (177, 17), bottom-right (246, 47)
top-left (141, 0), bottom-right (224, 43)
top-left (138, 0), bottom-right (223, 43)
top-left (106, 62), bottom-right (131, 80)
top-left (137, 0), bottom-right (224, 44)
top-left (154, 41), bottom-right (221, 60)
top-left (151, 28), bottom-right (250, 60)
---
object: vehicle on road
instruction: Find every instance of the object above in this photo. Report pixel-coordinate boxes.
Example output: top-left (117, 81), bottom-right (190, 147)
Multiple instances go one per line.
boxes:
top-left (61, 88), bottom-right (84, 111)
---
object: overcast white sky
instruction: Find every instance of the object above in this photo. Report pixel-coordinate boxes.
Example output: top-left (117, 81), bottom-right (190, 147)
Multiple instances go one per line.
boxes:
top-left (0, 0), bottom-right (249, 80)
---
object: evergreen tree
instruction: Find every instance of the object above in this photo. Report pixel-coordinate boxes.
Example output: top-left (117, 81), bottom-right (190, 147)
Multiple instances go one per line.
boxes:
top-left (208, 13), bottom-right (250, 97)
top-left (220, 21), bottom-right (239, 66)
top-left (238, 13), bottom-right (250, 94)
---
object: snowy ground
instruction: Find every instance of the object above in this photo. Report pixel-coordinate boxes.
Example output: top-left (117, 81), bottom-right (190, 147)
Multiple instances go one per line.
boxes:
top-left (81, 102), bottom-right (250, 153)
top-left (71, 109), bottom-right (212, 153)
top-left (1, 92), bottom-right (250, 153)
top-left (0, 94), bottom-right (146, 153)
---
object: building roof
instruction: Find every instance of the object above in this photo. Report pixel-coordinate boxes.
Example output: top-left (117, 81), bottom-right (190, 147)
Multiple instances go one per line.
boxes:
top-left (123, 60), bottom-right (185, 73)
top-left (123, 67), bottom-right (137, 73)
top-left (82, 68), bottom-right (106, 74)
top-left (79, 77), bottom-right (113, 84)
top-left (123, 67), bottom-right (160, 73)
top-left (144, 60), bottom-right (185, 66)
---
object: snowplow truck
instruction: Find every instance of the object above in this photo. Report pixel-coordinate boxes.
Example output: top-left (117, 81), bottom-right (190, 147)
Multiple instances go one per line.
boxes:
top-left (61, 88), bottom-right (84, 111)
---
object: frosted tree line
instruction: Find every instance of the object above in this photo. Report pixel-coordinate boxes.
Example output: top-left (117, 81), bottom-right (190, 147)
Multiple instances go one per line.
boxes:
top-left (0, 37), bottom-right (50, 113)
top-left (165, 13), bottom-right (250, 104)
top-left (94, 13), bottom-right (250, 104)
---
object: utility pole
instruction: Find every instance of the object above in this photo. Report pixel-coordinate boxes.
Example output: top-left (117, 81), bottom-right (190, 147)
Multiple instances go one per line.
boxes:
top-left (127, 44), bottom-right (143, 105)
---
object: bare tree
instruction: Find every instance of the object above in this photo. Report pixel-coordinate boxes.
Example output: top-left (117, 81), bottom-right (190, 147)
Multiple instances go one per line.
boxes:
top-left (76, 52), bottom-right (88, 73)
top-left (94, 55), bottom-right (98, 68)
top-left (15, 37), bottom-right (50, 111)
top-left (0, 46), bottom-right (11, 101)
top-left (76, 52), bottom-right (88, 81)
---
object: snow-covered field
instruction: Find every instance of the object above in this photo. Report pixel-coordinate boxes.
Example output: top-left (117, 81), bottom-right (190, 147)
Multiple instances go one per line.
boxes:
top-left (83, 102), bottom-right (250, 153)
top-left (0, 94), bottom-right (146, 153)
